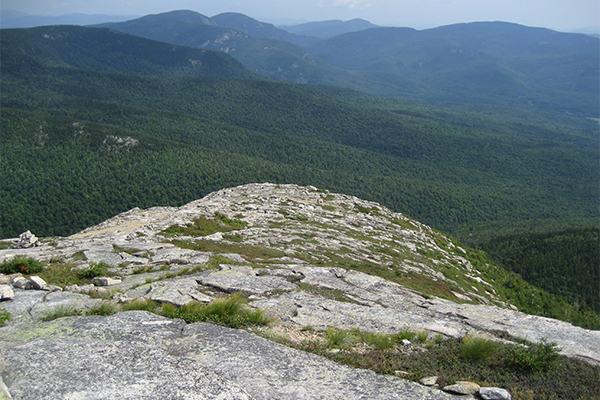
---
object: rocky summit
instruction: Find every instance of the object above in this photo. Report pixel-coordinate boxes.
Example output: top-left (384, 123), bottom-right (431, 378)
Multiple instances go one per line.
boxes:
top-left (1, 183), bottom-right (598, 400)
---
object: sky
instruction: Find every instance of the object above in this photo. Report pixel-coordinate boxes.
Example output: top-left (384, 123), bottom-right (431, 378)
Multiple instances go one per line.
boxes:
top-left (2, 0), bottom-right (599, 31)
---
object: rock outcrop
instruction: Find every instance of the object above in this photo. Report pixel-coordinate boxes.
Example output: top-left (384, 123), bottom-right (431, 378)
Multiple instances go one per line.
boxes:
top-left (1, 183), bottom-right (598, 399)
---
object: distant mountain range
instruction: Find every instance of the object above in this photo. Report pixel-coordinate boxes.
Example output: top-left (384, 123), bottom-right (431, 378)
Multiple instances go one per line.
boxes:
top-left (280, 18), bottom-right (379, 39)
top-left (3, 9), bottom-right (598, 118)
top-left (94, 10), bottom-right (599, 118)
top-left (0, 10), bottom-right (137, 28)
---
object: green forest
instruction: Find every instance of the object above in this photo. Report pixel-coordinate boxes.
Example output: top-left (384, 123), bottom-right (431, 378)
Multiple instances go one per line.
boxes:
top-left (1, 25), bottom-right (598, 326)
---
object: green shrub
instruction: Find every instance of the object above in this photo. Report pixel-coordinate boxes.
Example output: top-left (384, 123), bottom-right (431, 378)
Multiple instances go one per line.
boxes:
top-left (416, 330), bottom-right (429, 342)
top-left (460, 336), bottom-right (500, 361)
top-left (77, 262), bottom-right (108, 279)
top-left (0, 309), bottom-right (12, 326)
top-left (510, 339), bottom-right (562, 372)
top-left (0, 256), bottom-right (44, 274)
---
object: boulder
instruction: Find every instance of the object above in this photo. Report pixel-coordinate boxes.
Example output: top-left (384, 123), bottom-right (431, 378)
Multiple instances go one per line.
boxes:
top-left (479, 387), bottom-right (512, 400)
top-left (0, 274), bottom-right (22, 285)
top-left (443, 381), bottom-right (480, 395)
top-left (0, 284), bottom-right (15, 300)
top-left (144, 278), bottom-right (212, 306)
top-left (13, 277), bottom-right (32, 290)
top-left (419, 376), bottom-right (439, 387)
top-left (29, 275), bottom-right (47, 290)
top-left (93, 277), bottom-right (122, 286)
top-left (0, 311), bottom-right (468, 400)
top-left (197, 272), bottom-right (298, 295)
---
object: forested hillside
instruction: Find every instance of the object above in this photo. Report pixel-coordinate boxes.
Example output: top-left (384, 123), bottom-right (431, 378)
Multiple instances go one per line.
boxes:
top-left (480, 227), bottom-right (600, 313)
top-left (2, 25), bottom-right (597, 243)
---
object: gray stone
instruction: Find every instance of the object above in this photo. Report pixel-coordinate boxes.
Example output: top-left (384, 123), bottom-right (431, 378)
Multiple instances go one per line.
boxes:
top-left (28, 290), bottom-right (102, 321)
top-left (13, 277), bottom-right (32, 290)
top-left (479, 387), bottom-right (512, 400)
top-left (0, 284), bottom-right (15, 300)
top-left (29, 275), bottom-right (47, 290)
top-left (0, 274), bottom-right (22, 285)
top-left (84, 247), bottom-right (124, 266)
top-left (0, 376), bottom-right (11, 400)
top-left (93, 277), bottom-right (122, 286)
top-left (0, 312), bottom-right (466, 400)
top-left (419, 376), bottom-right (439, 387)
top-left (15, 230), bottom-right (38, 248)
top-left (65, 284), bottom-right (95, 294)
top-left (443, 381), bottom-right (480, 395)
top-left (41, 284), bottom-right (62, 292)
top-left (145, 278), bottom-right (211, 306)
top-left (197, 272), bottom-right (298, 295)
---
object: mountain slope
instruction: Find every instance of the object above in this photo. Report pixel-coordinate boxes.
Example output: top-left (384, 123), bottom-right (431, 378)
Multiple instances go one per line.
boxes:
top-left (211, 12), bottom-right (317, 46)
top-left (306, 22), bottom-right (600, 116)
top-left (280, 18), bottom-right (379, 39)
top-left (98, 12), bottom-right (598, 120)
top-left (2, 184), bottom-right (599, 400)
top-left (0, 24), bottom-right (256, 79)
top-left (97, 10), bottom-right (338, 83)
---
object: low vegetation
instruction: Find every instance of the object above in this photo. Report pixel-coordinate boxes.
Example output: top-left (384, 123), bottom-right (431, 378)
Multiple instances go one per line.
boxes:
top-left (40, 293), bottom-right (272, 329)
top-left (263, 327), bottom-right (600, 400)
top-left (162, 212), bottom-right (247, 237)
top-left (0, 257), bottom-right (44, 275)
top-left (0, 309), bottom-right (12, 326)
top-left (35, 261), bottom-right (112, 287)
top-left (160, 293), bottom-right (273, 328)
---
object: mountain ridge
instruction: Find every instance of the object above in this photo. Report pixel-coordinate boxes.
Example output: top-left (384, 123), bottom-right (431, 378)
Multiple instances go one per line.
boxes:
top-left (1, 183), bottom-right (598, 399)
top-left (95, 11), bottom-right (599, 117)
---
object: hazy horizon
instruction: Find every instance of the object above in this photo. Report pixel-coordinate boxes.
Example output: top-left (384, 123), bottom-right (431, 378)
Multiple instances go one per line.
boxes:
top-left (2, 0), bottom-right (598, 32)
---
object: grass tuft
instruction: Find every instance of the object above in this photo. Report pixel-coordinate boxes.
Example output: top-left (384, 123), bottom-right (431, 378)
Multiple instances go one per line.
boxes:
top-left (77, 262), bottom-right (109, 279)
top-left (0, 309), bottom-right (12, 326)
top-left (41, 306), bottom-right (84, 321)
top-left (460, 335), bottom-right (500, 361)
top-left (87, 302), bottom-right (119, 316)
top-left (397, 327), bottom-right (417, 341)
top-left (325, 327), bottom-right (356, 348)
top-left (159, 293), bottom-right (273, 328)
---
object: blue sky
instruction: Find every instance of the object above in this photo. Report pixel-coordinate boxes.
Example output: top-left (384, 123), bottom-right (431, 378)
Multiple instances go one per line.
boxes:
top-left (2, 0), bottom-right (599, 31)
